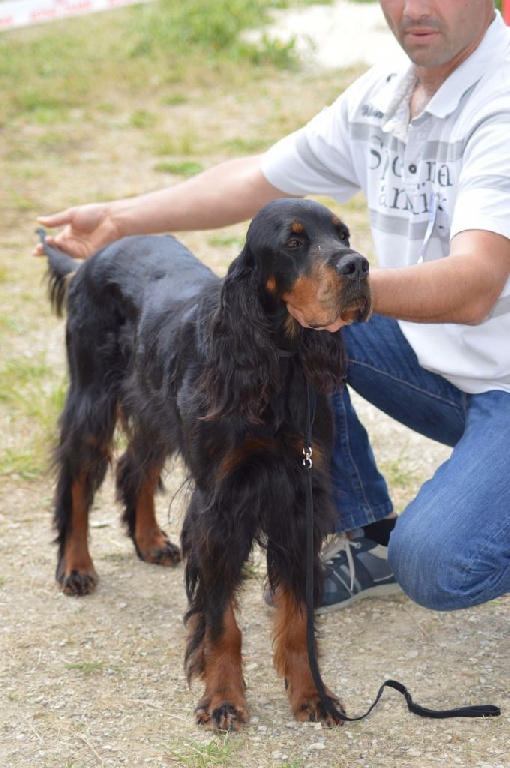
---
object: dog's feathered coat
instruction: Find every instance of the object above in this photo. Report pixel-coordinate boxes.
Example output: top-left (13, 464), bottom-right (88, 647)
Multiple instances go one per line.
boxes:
top-left (42, 198), bottom-right (371, 729)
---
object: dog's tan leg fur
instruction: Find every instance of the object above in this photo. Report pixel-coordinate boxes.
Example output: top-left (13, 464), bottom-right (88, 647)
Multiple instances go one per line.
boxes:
top-left (58, 472), bottom-right (98, 596)
top-left (195, 601), bottom-right (247, 731)
top-left (272, 586), bottom-right (344, 725)
top-left (133, 465), bottom-right (181, 566)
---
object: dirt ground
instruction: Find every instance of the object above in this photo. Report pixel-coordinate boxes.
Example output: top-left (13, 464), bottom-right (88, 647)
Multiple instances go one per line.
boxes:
top-left (1, 8), bottom-right (509, 768)
top-left (1, 402), bottom-right (509, 768)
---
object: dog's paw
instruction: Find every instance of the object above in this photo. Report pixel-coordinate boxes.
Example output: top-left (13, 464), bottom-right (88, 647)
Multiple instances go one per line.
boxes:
top-left (57, 567), bottom-right (99, 597)
top-left (135, 529), bottom-right (181, 567)
top-left (294, 692), bottom-right (345, 727)
top-left (195, 699), bottom-right (248, 732)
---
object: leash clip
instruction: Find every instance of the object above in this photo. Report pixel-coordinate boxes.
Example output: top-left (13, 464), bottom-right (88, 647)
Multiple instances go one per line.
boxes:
top-left (302, 445), bottom-right (313, 469)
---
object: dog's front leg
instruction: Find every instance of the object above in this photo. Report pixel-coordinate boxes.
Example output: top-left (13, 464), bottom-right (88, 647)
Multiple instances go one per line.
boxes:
top-left (272, 587), bottom-right (345, 726)
top-left (191, 601), bottom-right (247, 731)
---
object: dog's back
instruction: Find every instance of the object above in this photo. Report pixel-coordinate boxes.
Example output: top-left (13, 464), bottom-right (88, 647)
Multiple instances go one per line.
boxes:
top-left (64, 235), bottom-right (217, 341)
top-left (44, 233), bottom-right (220, 401)
top-left (40, 233), bottom-right (219, 595)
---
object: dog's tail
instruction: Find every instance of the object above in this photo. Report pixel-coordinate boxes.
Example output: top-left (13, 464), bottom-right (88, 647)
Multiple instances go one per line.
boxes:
top-left (37, 228), bottom-right (79, 318)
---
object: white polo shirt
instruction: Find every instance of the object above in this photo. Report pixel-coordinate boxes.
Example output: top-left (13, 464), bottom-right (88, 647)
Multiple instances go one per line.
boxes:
top-left (261, 12), bottom-right (510, 394)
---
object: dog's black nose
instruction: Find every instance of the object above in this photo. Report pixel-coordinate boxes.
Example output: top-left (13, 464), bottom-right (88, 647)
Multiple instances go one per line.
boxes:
top-left (336, 253), bottom-right (369, 281)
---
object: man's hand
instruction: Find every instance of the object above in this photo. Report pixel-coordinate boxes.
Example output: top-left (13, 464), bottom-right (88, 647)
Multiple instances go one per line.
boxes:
top-left (33, 203), bottom-right (119, 260)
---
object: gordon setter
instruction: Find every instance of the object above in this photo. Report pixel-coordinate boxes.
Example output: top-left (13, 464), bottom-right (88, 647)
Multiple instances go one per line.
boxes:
top-left (41, 198), bottom-right (371, 729)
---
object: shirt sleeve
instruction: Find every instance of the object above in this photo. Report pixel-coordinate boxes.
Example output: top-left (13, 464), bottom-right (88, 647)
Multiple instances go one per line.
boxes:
top-left (451, 108), bottom-right (510, 242)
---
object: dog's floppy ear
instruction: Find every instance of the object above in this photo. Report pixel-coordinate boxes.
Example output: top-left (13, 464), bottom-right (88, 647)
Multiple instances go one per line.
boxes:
top-left (200, 245), bottom-right (280, 423)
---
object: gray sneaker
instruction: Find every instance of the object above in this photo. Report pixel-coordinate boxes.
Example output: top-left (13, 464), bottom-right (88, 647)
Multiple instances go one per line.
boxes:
top-left (318, 530), bottom-right (401, 614)
top-left (263, 530), bottom-right (401, 611)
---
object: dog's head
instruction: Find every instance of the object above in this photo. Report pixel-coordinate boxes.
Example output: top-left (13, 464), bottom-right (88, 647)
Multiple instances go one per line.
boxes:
top-left (203, 199), bottom-right (370, 423)
top-left (245, 198), bottom-right (371, 329)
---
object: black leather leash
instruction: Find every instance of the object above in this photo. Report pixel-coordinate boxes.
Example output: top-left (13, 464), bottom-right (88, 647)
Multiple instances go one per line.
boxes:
top-left (303, 379), bottom-right (501, 723)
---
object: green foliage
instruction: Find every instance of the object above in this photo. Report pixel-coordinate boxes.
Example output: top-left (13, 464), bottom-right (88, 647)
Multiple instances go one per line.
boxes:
top-left (207, 234), bottom-right (245, 248)
top-left (0, 0), bottom-right (301, 126)
top-left (142, 0), bottom-right (266, 51)
top-left (64, 662), bottom-right (104, 675)
top-left (0, 355), bottom-right (66, 479)
top-left (170, 737), bottom-right (238, 768)
top-left (130, 108), bottom-right (157, 129)
top-left (126, 0), bottom-right (299, 69)
top-left (154, 160), bottom-right (205, 177)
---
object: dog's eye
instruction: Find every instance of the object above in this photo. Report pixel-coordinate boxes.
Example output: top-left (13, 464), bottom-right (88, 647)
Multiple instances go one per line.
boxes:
top-left (286, 238), bottom-right (302, 249)
top-left (339, 232), bottom-right (350, 245)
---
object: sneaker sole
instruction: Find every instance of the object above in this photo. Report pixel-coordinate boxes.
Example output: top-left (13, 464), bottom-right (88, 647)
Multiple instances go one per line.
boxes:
top-left (263, 582), bottom-right (402, 613)
top-left (316, 582), bottom-right (403, 614)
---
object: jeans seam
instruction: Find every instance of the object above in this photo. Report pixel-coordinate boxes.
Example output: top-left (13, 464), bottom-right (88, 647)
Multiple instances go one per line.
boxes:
top-left (349, 358), bottom-right (465, 411)
top-left (338, 390), bottom-right (381, 520)
top-left (458, 513), bottom-right (510, 594)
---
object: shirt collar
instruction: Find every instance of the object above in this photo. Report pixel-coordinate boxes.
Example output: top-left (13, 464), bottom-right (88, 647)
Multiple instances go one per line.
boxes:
top-left (370, 11), bottom-right (509, 135)
top-left (425, 11), bottom-right (509, 118)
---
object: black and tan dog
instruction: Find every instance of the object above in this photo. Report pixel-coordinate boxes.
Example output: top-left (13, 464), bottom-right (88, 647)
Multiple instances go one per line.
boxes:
top-left (41, 198), bottom-right (371, 729)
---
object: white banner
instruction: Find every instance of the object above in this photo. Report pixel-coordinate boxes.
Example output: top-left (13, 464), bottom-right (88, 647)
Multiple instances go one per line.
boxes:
top-left (0, 0), bottom-right (153, 31)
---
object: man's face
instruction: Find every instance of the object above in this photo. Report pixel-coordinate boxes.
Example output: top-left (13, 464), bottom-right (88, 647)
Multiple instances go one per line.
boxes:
top-left (380, 0), bottom-right (495, 68)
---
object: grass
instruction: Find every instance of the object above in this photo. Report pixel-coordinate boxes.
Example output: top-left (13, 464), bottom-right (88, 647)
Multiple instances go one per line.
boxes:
top-left (63, 762), bottom-right (88, 768)
top-left (170, 738), bottom-right (307, 768)
top-left (0, 354), bottom-right (66, 479)
top-left (64, 662), bottom-right (105, 675)
top-left (380, 453), bottom-right (419, 513)
top-left (154, 161), bottom-right (205, 178)
top-left (169, 737), bottom-right (238, 768)
top-left (0, 0), bottom-right (302, 129)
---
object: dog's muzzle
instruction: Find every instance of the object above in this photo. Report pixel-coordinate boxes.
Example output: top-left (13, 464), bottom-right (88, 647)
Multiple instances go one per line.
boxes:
top-left (335, 251), bottom-right (370, 285)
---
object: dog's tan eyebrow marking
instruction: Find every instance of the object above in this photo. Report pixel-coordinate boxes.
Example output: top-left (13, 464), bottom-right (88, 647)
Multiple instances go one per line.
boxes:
top-left (332, 215), bottom-right (341, 227)
top-left (291, 221), bottom-right (305, 234)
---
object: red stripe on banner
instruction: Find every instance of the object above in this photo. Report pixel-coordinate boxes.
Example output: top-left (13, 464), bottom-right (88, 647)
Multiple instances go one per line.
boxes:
top-left (503, 0), bottom-right (510, 25)
top-left (0, 0), bottom-right (152, 31)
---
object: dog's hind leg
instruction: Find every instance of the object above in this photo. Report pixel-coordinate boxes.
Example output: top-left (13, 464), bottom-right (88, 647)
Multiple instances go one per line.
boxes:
top-left (54, 389), bottom-right (116, 596)
top-left (116, 437), bottom-right (181, 567)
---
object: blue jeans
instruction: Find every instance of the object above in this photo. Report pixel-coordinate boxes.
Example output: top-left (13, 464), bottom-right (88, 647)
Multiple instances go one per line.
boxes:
top-left (331, 314), bottom-right (510, 611)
